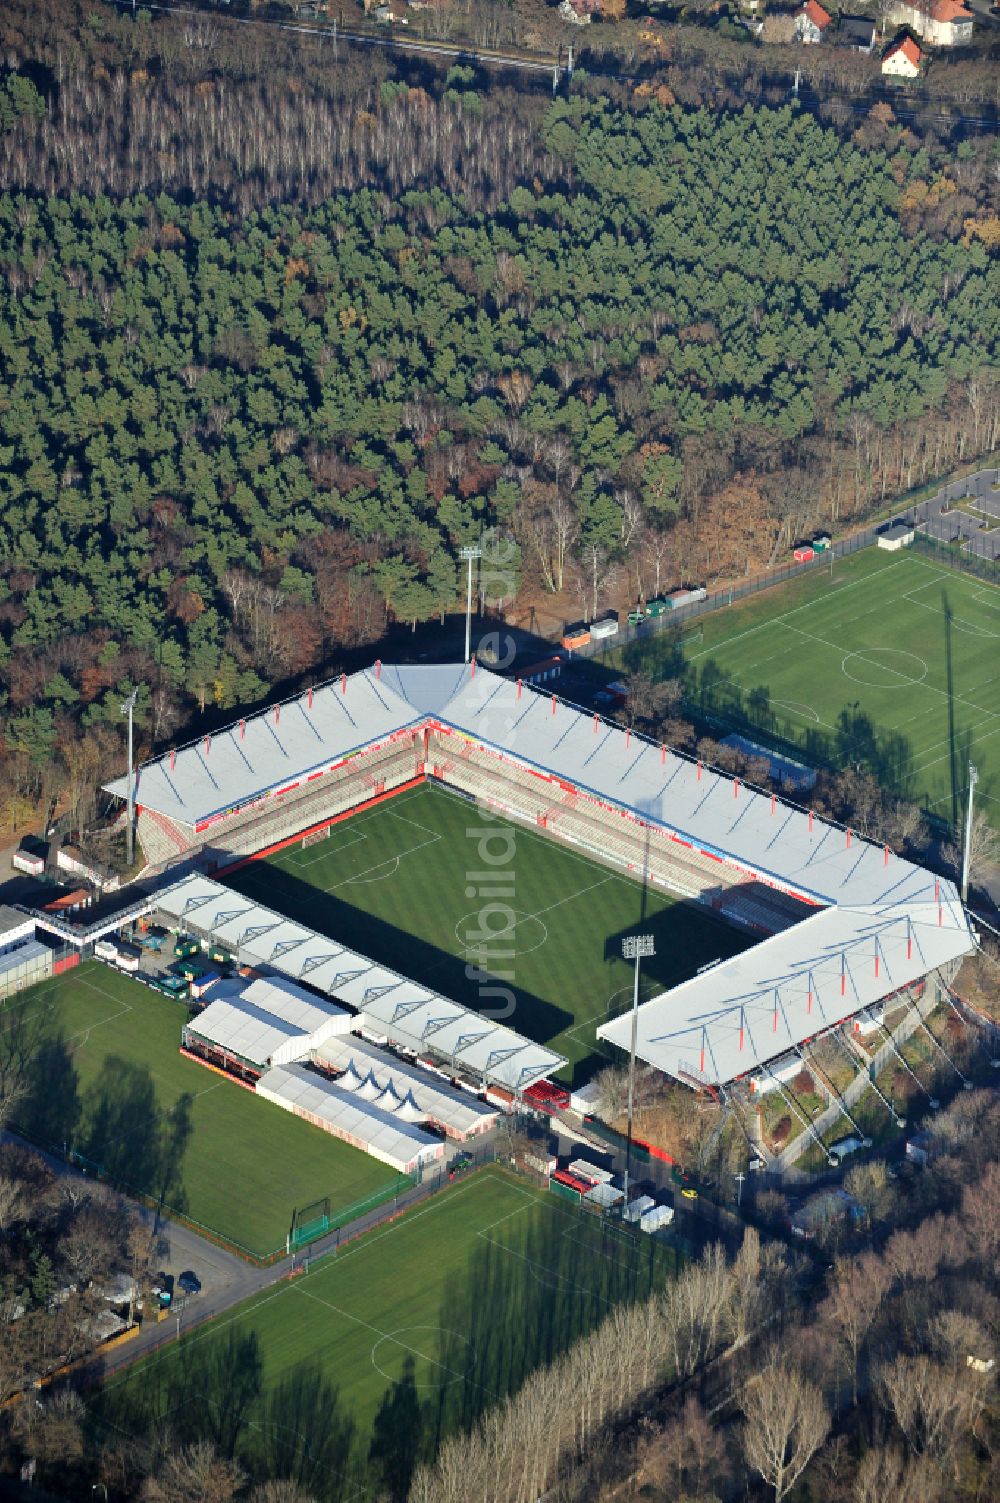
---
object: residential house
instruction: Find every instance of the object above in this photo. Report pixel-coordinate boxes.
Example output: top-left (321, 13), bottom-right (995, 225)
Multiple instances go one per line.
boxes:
top-left (886, 0), bottom-right (973, 44)
top-left (374, 2), bottom-right (409, 21)
top-left (559, 0), bottom-right (599, 22)
top-left (794, 0), bottom-right (833, 41)
top-left (882, 32), bottom-right (925, 74)
top-left (838, 14), bottom-right (877, 49)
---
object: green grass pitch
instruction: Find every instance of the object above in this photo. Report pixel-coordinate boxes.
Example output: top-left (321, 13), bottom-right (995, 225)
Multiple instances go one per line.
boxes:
top-left (224, 785), bottom-right (751, 1086)
top-left (98, 1167), bottom-right (676, 1494)
top-left (2, 963), bottom-right (400, 1256)
top-left (618, 548), bottom-right (1000, 831)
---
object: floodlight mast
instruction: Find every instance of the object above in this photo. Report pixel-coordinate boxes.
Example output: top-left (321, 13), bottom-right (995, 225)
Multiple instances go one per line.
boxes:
top-left (961, 762), bottom-right (978, 904)
top-left (120, 687), bottom-right (140, 870)
top-left (459, 544), bottom-right (482, 665)
top-left (622, 934), bottom-right (655, 1211)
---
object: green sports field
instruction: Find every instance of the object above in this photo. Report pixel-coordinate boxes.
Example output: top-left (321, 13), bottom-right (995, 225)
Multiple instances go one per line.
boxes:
top-left (224, 785), bottom-right (751, 1085)
top-left (1, 964), bottom-right (400, 1256)
top-left (620, 548), bottom-right (1000, 831)
top-left (98, 1167), bottom-right (675, 1498)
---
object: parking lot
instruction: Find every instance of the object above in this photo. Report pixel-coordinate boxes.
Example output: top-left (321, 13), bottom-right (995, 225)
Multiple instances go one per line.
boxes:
top-left (905, 466), bottom-right (1000, 562)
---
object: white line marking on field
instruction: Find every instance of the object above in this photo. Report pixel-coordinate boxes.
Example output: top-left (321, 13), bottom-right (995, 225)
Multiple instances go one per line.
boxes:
top-left (297, 1286), bottom-right (497, 1398)
top-left (684, 556), bottom-right (912, 663)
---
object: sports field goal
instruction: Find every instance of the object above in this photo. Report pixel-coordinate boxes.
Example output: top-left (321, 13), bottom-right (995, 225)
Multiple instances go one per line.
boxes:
top-left (301, 826), bottom-right (331, 851)
top-left (288, 1195), bottom-right (331, 1252)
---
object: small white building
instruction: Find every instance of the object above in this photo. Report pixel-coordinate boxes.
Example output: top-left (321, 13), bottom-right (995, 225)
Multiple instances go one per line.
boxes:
top-left (878, 521), bottom-right (916, 551)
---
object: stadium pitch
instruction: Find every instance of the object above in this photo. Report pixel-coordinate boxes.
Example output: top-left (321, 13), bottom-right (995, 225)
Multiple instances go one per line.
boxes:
top-left (97, 1167), bottom-right (677, 1493)
top-left (223, 785), bottom-right (751, 1084)
top-left (2, 964), bottom-right (400, 1257)
top-left (622, 548), bottom-right (1000, 831)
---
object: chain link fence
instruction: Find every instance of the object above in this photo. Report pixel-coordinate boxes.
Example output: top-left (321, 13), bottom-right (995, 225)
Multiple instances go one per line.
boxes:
top-left (574, 525), bottom-right (882, 664)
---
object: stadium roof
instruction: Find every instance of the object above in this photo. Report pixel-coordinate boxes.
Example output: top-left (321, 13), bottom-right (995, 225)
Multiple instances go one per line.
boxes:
top-left (134, 662), bottom-right (973, 1089)
top-left (597, 896), bottom-right (966, 1088)
top-left (156, 873), bottom-right (567, 1091)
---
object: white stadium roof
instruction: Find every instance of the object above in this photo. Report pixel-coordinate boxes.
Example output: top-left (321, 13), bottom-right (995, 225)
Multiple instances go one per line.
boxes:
top-left (138, 663), bottom-right (973, 1089)
top-left (157, 873), bottom-right (567, 1091)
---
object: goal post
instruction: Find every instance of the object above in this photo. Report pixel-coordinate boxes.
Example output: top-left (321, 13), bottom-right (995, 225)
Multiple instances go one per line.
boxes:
top-left (301, 825), bottom-right (331, 850)
top-left (288, 1195), bottom-right (331, 1252)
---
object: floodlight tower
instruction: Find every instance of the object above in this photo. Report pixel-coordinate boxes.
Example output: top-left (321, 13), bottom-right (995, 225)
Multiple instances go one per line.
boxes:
top-left (120, 687), bottom-right (140, 870)
top-left (621, 934), bottom-right (655, 1210)
top-left (961, 761), bottom-right (979, 904)
top-left (460, 543), bottom-right (482, 664)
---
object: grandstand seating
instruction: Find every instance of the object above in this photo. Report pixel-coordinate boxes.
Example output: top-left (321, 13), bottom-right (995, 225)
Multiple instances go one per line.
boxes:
top-left (426, 732), bottom-right (809, 934)
top-left (136, 734), bottom-right (424, 870)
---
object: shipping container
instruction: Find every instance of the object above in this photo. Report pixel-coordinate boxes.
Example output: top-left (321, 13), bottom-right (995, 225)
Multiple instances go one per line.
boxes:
top-left (645, 598), bottom-right (668, 617)
top-left (793, 546), bottom-right (815, 563)
top-left (561, 623), bottom-right (591, 650)
top-left (589, 615), bottom-right (619, 640)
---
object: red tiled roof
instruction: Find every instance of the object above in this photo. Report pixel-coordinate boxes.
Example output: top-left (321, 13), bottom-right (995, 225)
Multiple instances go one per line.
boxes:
top-left (926, 0), bottom-right (972, 18)
top-left (803, 0), bottom-right (833, 25)
top-left (885, 34), bottom-right (923, 64)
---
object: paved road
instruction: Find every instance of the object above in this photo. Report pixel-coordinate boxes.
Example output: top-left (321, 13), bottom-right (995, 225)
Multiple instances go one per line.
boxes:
top-left (904, 466), bottom-right (1000, 563)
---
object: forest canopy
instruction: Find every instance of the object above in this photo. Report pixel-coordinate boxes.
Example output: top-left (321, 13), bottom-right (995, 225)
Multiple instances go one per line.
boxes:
top-left (0, 96), bottom-right (998, 799)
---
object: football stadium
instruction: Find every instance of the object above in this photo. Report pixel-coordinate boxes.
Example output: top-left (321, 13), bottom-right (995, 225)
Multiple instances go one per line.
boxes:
top-left (89, 659), bottom-right (974, 1119)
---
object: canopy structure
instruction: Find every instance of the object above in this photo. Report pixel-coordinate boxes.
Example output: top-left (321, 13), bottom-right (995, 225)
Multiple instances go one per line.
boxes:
top-left (256, 1062), bottom-right (443, 1174)
top-left (184, 997), bottom-right (308, 1071)
top-left (316, 1035), bottom-right (497, 1138)
top-left (157, 873), bottom-right (567, 1092)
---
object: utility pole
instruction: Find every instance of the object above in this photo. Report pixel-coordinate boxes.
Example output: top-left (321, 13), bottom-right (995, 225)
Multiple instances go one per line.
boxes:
top-left (621, 934), bottom-right (654, 1210)
top-left (121, 687), bottom-right (140, 870)
top-left (460, 544), bottom-right (482, 664)
top-left (961, 761), bottom-right (979, 903)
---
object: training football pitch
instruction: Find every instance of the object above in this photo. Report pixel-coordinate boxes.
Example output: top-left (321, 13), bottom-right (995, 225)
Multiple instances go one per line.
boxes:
top-left (622, 548), bottom-right (1000, 831)
top-left (224, 785), bottom-right (750, 1085)
top-left (2, 964), bottom-right (400, 1256)
top-left (98, 1167), bottom-right (675, 1497)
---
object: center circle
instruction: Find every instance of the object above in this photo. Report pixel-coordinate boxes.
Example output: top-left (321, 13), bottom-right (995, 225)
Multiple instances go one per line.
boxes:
top-left (371, 1325), bottom-right (475, 1388)
top-left (453, 908), bottom-right (549, 957)
top-left (841, 648), bottom-right (928, 688)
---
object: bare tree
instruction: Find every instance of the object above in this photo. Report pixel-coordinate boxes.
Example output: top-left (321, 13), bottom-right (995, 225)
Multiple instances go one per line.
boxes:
top-left (878, 1353), bottom-right (984, 1467)
top-left (741, 1363), bottom-right (830, 1503)
top-left (854, 1444), bottom-right (944, 1503)
top-left (816, 1252), bottom-right (891, 1403)
top-left (942, 808), bottom-right (1000, 890)
top-left (141, 1441), bottom-right (245, 1503)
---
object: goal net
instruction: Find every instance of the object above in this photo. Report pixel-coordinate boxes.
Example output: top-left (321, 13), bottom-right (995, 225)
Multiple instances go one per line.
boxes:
top-left (301, 826), bottom-right (331, 850)
top-left (288, 1195), bottom-right (331, 1251)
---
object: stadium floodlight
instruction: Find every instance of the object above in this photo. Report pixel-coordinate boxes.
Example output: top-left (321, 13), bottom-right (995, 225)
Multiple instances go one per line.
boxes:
top-left (961, 762), bottom-right (978, 905)
top-left (622, 934), bottom-right (655, 1210)
top-left (120, 687), bottom-right (140, 871)
top-left (459, 543), bottom-right (482, 665)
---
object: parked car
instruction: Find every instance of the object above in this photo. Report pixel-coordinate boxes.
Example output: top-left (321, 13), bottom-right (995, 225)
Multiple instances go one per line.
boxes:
top-left (177, 1271), bottom-right (201, 1296)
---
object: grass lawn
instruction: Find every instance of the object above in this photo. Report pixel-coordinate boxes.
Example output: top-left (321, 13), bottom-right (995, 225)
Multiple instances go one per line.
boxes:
top-left (223, 785), bottom-right (751, 1087)
top-left (2, 963), bottom-right (400, 1257)
top-left (98, 1167), bottom-right (675, 1497)
top-left (616, 547), bottom-right (1000, 831)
